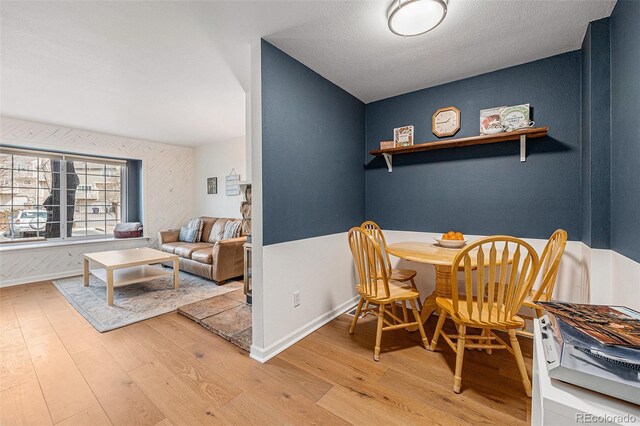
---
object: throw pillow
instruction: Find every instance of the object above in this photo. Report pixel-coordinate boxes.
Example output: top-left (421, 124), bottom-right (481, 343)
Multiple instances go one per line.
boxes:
top-left (208, 218), bottom-right (229, 243)
top-left (179, 226), bottom-right (198, 243)
top-left (222, 220), bottom-right (241, 240)
top-left (186, 218), bottom-right (204, 241)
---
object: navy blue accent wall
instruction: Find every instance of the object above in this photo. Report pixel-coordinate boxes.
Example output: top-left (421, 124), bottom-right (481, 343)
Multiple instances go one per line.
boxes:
top-left (581, 27), bottom-right (592, 247)
top-left (365, 52), bottom-right (582, 240)
top-left (610, 0), bottom-right (640, 263)
top-left (581, 18), bottom-right (611, 249)
top-left (261, 40), bottom-right (365, 245)
top-left (126, 159), bottom-right (142, 223)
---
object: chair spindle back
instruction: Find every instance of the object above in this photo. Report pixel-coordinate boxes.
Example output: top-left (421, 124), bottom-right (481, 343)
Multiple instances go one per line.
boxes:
top-left (450, 236), bottom-right (540, 324)
top-left (531, 229), bottom-right (568, 302)
top-left (348, 227), bottom-right (390, 300)
top-left (361, 221), bottom-right (392, 274)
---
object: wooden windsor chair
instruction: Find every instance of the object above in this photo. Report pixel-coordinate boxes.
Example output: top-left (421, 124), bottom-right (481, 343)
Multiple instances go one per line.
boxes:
top-left (429, 236), bottom-right (540, 396)
top-left (518, 229), bottom-right (567, 337)
top-left (361, 221), bottom-right (422, 312)
top-left (347, 227), bottom-right (429, 361)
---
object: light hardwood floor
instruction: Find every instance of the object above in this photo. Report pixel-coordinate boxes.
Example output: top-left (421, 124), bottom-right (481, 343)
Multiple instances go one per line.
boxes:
top-left (0, 281), bottom-right (532, 425)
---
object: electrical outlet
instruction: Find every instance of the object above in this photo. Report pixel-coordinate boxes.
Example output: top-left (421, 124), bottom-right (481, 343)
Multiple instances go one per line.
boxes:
top-left (293, 291), bottom-right (301, 307)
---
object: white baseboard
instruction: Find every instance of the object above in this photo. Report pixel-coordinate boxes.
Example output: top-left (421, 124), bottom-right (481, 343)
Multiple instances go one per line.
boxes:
top-left (250, 295), bottom-right (360, 363)
top-left (0, 269), bottom-right (83, 288)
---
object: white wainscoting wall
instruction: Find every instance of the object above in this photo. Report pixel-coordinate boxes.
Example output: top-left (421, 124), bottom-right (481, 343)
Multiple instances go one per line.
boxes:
top-left (0, 117), bottom-right (194, 286)
top-left (591, 249), bottom-right (640, 310)
top-left (250, 228), bottom-right (639, 362)
top-left (384, 231), bottom-right (639, 311)
top-left (250, 232), bottom-right (359, 362)
top-left (192, 136), bottom-right (246, 219)
top-left (383, 231), bottom-right (585, 304)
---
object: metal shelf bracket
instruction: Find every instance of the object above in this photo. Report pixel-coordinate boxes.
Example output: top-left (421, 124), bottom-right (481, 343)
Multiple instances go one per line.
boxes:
top-left (383, 153), bottom-right (393, 172)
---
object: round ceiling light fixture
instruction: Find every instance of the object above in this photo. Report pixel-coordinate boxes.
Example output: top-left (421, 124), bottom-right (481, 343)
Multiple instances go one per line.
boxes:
top-left (387, 0), bottom-right (447, 37)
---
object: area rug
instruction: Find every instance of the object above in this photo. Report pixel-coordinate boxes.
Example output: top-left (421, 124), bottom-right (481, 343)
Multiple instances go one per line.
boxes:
top-left (178, 291), bottom-right (252, 351)
top-left (53, 271), bottom-right (242, 332)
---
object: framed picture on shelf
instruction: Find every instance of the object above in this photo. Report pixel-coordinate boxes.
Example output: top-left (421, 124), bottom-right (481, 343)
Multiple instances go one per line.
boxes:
top-left (480, 106), bottom-right (506, 135)
top-left (394, 125), bottom-right (414, 147)
top-left (207, 177), bottom-right (217, 194)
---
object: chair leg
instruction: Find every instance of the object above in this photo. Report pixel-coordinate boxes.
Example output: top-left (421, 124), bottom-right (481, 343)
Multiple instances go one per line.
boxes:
top-left (453, 325), bottom-right (466, 393)
top-left (430, 310), bottom-right (447, 351)
top-left (483, 329), bottom-right (492, 354)
top-left (390, 302), bottom-right (398, 325)
top-left (362, 300), bottom-right (370, 317)
top-left (509, 329), bottom-right (532, 397)
top-left (349, 298), bottom-right (364, 334)
top-left (401, 300), bottom-right (408, 323)
top-left (409, 299), bottom-right (429, 349)
top-left (374, 304), bottom-right (385, 361)
top-left (410, 278), bottom-right (423, 311)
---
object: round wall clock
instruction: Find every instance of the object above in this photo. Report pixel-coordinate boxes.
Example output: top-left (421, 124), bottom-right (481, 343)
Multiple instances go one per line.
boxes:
top-left (432, 106), bottom-right (461, 138)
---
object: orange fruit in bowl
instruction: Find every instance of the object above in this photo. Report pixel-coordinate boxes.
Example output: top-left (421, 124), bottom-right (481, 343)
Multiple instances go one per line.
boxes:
top-left (441, 231), bottom-right (465, 241)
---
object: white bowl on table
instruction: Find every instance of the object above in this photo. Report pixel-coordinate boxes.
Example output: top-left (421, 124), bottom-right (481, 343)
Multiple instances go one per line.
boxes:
top-left (434, 238), bottom-right (467, 249)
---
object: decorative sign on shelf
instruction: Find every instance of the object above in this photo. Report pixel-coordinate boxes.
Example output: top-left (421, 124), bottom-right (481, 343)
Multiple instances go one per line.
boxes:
top-left (500, 104), bottom-right (533, 131)
top-left (480, 106), bottom-right (506, 135)
top-left (225, 169), bottom-right (240, 196)
top-left (207, 177), bottom-right (217, 194)
top-left (480, 104), bottom-right (534, 134)
top-left (380, 141), bottom-right (395, 150)
top-left (393, 125), bottom-right (414, 147)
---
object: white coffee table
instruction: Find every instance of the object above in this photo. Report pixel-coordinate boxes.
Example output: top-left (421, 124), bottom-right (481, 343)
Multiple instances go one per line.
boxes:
top-left (83, 247), bottom-right (179, 305)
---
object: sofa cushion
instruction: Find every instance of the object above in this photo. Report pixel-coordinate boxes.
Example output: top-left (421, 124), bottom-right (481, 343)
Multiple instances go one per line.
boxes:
top-left (199, 217), bottom-right (218, 242)
top-left (174, 243), bottom-right (213, 259)
top-left (186, 218), bottom-right (204, 241)
top-left (161, 241), bottom-right (188, 254)
top-left (223, 220), bottom-right (242, 240)
top-left (208, 218), bottom-right (230, 243)
top-left (179, 226), bottom-right (198, 243)
top-left (191, 248), bottom-right (213, 264)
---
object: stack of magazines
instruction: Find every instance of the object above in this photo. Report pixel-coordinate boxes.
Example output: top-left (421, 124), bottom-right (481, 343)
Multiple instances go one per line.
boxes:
top-left (536, 302), bottom-right (640, 348)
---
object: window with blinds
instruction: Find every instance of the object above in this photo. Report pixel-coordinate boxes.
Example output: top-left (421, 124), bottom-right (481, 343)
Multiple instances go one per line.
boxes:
top-left (0, 146), bottom-right (128, 244)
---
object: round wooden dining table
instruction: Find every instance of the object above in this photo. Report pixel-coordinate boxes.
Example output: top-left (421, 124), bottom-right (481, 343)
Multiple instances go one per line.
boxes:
top-left (386, 241), bottom-right (468, 327)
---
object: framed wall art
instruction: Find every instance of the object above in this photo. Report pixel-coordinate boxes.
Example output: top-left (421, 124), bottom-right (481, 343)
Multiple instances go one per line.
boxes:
top-left (207, 177), bottom-right (217, 194)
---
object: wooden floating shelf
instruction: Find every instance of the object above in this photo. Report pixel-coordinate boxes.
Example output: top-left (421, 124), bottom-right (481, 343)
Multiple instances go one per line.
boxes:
top-left (369, 127), bottom-right (549, 172)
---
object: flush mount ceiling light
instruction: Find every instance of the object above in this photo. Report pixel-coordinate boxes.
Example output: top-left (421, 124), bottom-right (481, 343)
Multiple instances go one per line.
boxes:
top-left (387, 0), bottom-right (447, 37)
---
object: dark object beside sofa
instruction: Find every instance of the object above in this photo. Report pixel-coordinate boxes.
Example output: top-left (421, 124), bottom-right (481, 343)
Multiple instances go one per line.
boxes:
top-left (114, 222), bottom-right (143, 238)
top-left (158, 217), bottom-right (245, 283)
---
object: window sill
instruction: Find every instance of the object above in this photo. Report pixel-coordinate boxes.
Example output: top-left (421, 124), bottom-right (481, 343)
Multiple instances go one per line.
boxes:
top-left (0, 236), bottom-right (150, 253)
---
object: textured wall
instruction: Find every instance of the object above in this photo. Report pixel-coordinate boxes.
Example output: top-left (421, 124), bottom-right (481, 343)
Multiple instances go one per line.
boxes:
top-left (581, 28), bottom-right (592, 247)
top-left (0, 117), bottom-right (193, 285)
top-left (261, 41), bottom-right (365, 245)
top-left (365, 52), bottom-right (582, 241)
top-left (610, 0), bottom-right (640, 263)
top-left (193, 136), bottom-right (246, 219)
top-left (581, 18), bottom-right (611, 249)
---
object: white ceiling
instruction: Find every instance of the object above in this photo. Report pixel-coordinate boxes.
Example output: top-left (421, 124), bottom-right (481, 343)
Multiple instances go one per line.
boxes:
top-left (268, 0), bottom-right (616, 102)
top-left (1, 0), bottom-right (615, 146)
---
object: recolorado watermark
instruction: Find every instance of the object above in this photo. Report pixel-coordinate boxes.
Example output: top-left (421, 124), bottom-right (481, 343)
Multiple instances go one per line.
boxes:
top-left (576, 413), bottom-right (637, 424)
